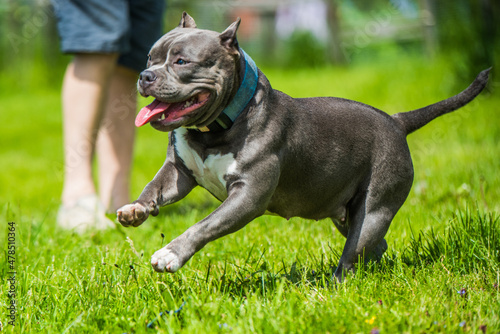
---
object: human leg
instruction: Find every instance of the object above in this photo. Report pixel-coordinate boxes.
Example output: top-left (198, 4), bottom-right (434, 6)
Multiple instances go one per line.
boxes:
top-left (96, 65), bottom-right (138, 212)
top-left (58, 53), bottom-right (118, 230)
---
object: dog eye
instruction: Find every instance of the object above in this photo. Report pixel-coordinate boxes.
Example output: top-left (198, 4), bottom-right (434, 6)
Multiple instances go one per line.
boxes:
top-left (176, 59), bottom-right (188, 65)
top-left (147, 54), bottom-right (151, 61)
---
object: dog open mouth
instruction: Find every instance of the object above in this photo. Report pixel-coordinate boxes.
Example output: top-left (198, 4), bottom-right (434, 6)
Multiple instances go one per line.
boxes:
top-left (135, 92), bottom-right (211, 127)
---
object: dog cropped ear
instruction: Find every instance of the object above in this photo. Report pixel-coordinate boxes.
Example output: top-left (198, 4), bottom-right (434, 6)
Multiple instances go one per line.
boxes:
top-left (178, 11), bottom-right (197, 28)
top-left (220, 18), bottom-right (241, 51)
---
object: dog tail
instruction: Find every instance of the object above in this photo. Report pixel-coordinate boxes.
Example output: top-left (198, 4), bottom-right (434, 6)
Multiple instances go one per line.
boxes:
top-left (392, 68), bottom-right (491, 135)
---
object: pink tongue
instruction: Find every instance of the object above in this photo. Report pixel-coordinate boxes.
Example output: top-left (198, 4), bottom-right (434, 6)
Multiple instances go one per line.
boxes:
top-left (135, 99), bottom-right (171, 127)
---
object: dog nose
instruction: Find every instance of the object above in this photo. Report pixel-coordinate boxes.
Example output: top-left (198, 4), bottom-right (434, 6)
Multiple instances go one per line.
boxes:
top-left (139, 70), bottom-right (157, 86)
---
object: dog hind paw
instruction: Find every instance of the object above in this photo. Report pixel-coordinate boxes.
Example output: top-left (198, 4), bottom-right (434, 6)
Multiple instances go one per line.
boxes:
top-left (371, 238), bottom-right (388, 261)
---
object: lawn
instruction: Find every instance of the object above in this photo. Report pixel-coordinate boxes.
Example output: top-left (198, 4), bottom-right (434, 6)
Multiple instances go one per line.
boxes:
top-left (1, 55), bottom-right (499, 333)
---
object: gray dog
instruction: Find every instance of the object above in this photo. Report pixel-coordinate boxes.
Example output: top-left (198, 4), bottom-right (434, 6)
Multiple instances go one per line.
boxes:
top-left (117, 12), bottom-right (489, 282)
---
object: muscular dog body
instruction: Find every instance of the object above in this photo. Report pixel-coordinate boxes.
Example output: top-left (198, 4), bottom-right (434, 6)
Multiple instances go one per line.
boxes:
top-left (117, 13), bottom-right (489, 281)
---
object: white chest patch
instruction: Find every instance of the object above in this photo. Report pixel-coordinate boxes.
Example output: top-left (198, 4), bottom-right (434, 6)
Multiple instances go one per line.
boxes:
top-left (173, 128), bottom-right (237, 201)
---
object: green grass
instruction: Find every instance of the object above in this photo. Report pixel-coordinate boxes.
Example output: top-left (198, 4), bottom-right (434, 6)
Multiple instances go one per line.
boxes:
top-left (1, 56), bottom-right (499, 333)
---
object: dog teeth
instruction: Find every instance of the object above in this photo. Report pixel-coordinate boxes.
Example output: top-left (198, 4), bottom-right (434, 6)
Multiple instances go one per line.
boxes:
top-left (184, 97), bottom-right (197, 109)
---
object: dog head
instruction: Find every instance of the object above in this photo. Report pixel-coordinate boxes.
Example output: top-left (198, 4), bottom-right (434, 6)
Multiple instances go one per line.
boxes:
top-left (135, 12), bottom-right (243, 132)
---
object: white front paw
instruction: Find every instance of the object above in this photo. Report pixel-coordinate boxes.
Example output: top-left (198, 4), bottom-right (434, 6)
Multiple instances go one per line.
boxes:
top-left (151, 247), bottom-right (181, 273)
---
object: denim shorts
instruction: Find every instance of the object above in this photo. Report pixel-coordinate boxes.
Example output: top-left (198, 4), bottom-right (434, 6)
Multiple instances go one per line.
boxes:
top-left (52, 0), bottom-right (166, 72)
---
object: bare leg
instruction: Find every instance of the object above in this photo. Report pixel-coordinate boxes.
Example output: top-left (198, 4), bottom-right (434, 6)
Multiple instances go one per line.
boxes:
top-left (96, 65), bottom-right (138, 212)
top-left (58, 53), bottom-right (118, 231)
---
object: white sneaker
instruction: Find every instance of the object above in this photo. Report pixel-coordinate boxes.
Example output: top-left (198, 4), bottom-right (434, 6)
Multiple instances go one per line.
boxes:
top-left (57, 195), bottom-right (116, 233)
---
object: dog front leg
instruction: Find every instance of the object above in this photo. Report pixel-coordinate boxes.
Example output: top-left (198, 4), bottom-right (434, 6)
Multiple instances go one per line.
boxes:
top-left (117, 160), bottom-right (196, 227)
top-left (151, 180), bottom-right (274, 273)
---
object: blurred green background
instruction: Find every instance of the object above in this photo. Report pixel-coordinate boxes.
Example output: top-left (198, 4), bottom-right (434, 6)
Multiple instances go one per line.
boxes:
top-left (1, 0), bottom-right (499, 94)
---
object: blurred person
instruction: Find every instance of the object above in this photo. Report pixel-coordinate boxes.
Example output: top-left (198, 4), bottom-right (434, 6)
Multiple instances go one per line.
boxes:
top-left (275, 0), bottom-right (328, 41)
top-left (52, 0), bottom-right (166, 231)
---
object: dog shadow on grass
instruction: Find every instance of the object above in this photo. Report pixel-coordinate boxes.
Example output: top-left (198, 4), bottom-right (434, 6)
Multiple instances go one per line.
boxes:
top-left (203, 210), bottom-right (499, 296)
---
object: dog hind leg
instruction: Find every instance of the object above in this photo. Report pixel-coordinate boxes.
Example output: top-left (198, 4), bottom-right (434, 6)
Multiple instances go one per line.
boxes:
top-left (333, 176), bottom-right (410, 282)
top-left (333, 199), bottom-right (392, 282)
